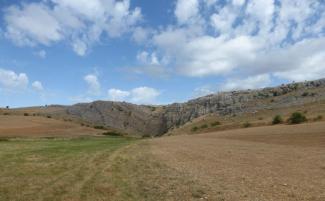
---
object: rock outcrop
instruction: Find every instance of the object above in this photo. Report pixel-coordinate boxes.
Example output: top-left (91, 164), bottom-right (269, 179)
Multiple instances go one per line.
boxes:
top-left (60, 78), bottom-right (325, 136)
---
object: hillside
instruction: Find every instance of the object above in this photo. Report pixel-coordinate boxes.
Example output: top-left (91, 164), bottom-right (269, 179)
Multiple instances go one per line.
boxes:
top-left (0, 115), bottom-right (101, 138)
top-left (6, 78), bottom-right (325, 137)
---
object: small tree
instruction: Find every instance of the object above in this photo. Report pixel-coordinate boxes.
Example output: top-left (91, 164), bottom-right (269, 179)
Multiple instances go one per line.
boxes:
top-left (288, 112), bottom-right (307, 124)
top-left (272, 115), bottom-right (283, 125)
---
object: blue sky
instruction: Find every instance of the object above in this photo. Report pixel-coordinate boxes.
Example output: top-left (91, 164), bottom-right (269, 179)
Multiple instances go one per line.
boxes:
top-left (0, 0), bottom-right (324, 107)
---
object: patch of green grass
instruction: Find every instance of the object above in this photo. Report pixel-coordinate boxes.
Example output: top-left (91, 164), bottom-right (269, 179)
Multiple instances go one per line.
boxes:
top-left (0, 137), bottom-right (135, 201)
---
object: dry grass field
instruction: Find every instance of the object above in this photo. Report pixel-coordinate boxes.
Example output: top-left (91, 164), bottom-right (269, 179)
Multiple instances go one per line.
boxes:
top-left (0, 115), bottom-right (101, 138)
top-left (87, 122), bottom-right (325, 201)
top-left (1, 113), bottom-right (325, 200)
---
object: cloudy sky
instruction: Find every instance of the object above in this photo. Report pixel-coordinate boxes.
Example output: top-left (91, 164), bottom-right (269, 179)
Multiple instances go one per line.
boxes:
top-left (0, 0), bottom-right (324, 107)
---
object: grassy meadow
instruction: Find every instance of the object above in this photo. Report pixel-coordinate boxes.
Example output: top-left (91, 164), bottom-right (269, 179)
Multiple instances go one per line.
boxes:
top-left (0, 137), bottom-right (136, 201)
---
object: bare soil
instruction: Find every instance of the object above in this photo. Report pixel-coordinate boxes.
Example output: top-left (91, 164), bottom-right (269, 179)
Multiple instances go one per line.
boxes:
top-left (149, 122), bottom-right (325, 200)
top-left (0, 115), bottom-right (101, 137)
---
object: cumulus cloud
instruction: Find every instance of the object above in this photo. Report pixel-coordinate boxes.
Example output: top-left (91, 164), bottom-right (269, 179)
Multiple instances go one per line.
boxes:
top-left (107, 88), bottom-right (130, 101)
top-left (175, 0), bottom-right (200, 24)
top-left (107, 86), bottom-right (160, 104)
top-left (220, 74), bottom-right (272, 91)
top-left (4, 0), bottom-right (142, 55)
top-left (0, 68), bottom-right (29, 90)
top-left (193, 85), bottom-right (215, 97)
top-left (142, 0), bottom-right (325, 85)
top-left (132, 27), bottom-right (151, 44)
top-left (84, 74), bottom-right (101, 96)
top-left (32, 81), bottom-right (44, 92)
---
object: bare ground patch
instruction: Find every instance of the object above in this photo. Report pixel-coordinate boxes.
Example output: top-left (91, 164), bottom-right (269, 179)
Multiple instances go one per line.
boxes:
top-left (149, 122), bottom-right (325, 200)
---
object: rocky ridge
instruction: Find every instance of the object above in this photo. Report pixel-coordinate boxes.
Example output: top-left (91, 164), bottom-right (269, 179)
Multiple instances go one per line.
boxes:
top-left (61, 78), bottom-right (325, 136)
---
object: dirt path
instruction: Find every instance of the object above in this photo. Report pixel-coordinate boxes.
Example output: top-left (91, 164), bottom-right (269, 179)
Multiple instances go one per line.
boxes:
top-left (149, 122), bottom-right (325, 201)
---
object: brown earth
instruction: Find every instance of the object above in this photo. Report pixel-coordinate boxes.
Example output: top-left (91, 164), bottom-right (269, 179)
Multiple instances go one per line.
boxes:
top-left (145, 122), bottom-right (325, 200)
top-left (0, 115), bottom-right (101, 138)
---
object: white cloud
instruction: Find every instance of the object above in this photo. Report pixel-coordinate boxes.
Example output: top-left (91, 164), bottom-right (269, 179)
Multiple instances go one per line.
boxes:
top-left (32, 81), bottom-right (44, 91)
top-left (108, 88), bottom-right (130, 101)
top-left (137, 51), bottom-right (160, 65)
top-left (132, 27), bottom-right (151, 44)
top-left (5, 3), bottom-right (62, 46)
top-left (232, 0), bottom-right (246, 6)
top-left (193, 85), bottom-right (214, 97)
top-left (220, 74), bottom-right (271, 91)
top-left (175, 0), bottom-right (200, 24)
top-left (107, 86), bottom-right (160, 104)
top-left (139, 0), bottom-right (325, 84)
top-left (4, 0), bottom-right (142, 55)
top-left (130, 87), bottom-right (160, 104)
top-left (84, 74), bottom-right (101, 96)
top-left (0, 68), bottom-right (29, 90)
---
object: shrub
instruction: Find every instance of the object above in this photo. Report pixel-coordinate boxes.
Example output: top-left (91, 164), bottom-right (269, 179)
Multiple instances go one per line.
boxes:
top-left (243, 122), bottom-right (251, 128)
top-left (313, 115), bottom-right (323, 121)
top-left (102, 131), bottom-right (122, 137)
top-left (288, 112), bottom-right (307, 124)
top-left (302, 92), bottom-right (309, 97)
top-left (0, 137), bottom-right (9, 142)
top-left (200, 124), bottom-right (208, 129)
top-left (210, 121), bottom-right (221, 127)
top-left (142, 134), bottom-right (152, 138)
top-left (94, 125), bottom-right (105, 130)
top-left (46, 115), bottom-right (52, 118)
top-left (272, 115), bottom-right (283, 125)
top-left (24, 113), bottom-right (29, 116)
top-left (258, 117), bottom-right (264, 120)
top-left (3, 113), bottom-right (10, 115)
top-left (191, 126), bottom-right (199, 132)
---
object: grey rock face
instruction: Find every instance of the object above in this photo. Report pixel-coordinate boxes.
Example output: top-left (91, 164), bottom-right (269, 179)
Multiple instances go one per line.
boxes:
top-left (62, 78), bottom-right (325, 136)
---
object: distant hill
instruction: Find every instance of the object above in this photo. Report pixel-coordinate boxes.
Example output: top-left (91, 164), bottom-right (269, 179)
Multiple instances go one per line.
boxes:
top-left (6, 78), bottom-right (325, 137)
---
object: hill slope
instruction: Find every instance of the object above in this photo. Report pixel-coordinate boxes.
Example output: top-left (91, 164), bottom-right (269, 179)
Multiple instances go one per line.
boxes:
top-left (8, 78), bottom-right (325, 136)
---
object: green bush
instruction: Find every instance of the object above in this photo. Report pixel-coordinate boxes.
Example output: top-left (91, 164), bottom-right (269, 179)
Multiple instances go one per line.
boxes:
top-left (191, 126), bottom-right (199, 132)
top-left (0, 137), bottom-right (9, 142)
top-left (46, 115), bottom-right (52, 118)
top-left (302, 92), bottom-right (309, 97)
top-left (288, 112), bottom-right (307, 124)
top-left (102, 131), bottom-right (122, 137)
top-left (200, 124), bottom-right (208, 129)
top-left (210, 121), bottom-right (221, 127)
top-left (142, 134), bottom-right (152, 138)
top-left (272, 115), bottom-right (283, 125)
top-left (94, 125), bottom-right (105, 130)
top-left (24, 113), bottom-right (29, 116)
top-left (243, 122), bottom-right (251, 128)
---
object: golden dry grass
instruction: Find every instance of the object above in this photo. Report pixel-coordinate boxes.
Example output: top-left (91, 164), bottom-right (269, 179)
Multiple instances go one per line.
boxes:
top-left (0, 115), bottom-right (101, 138)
